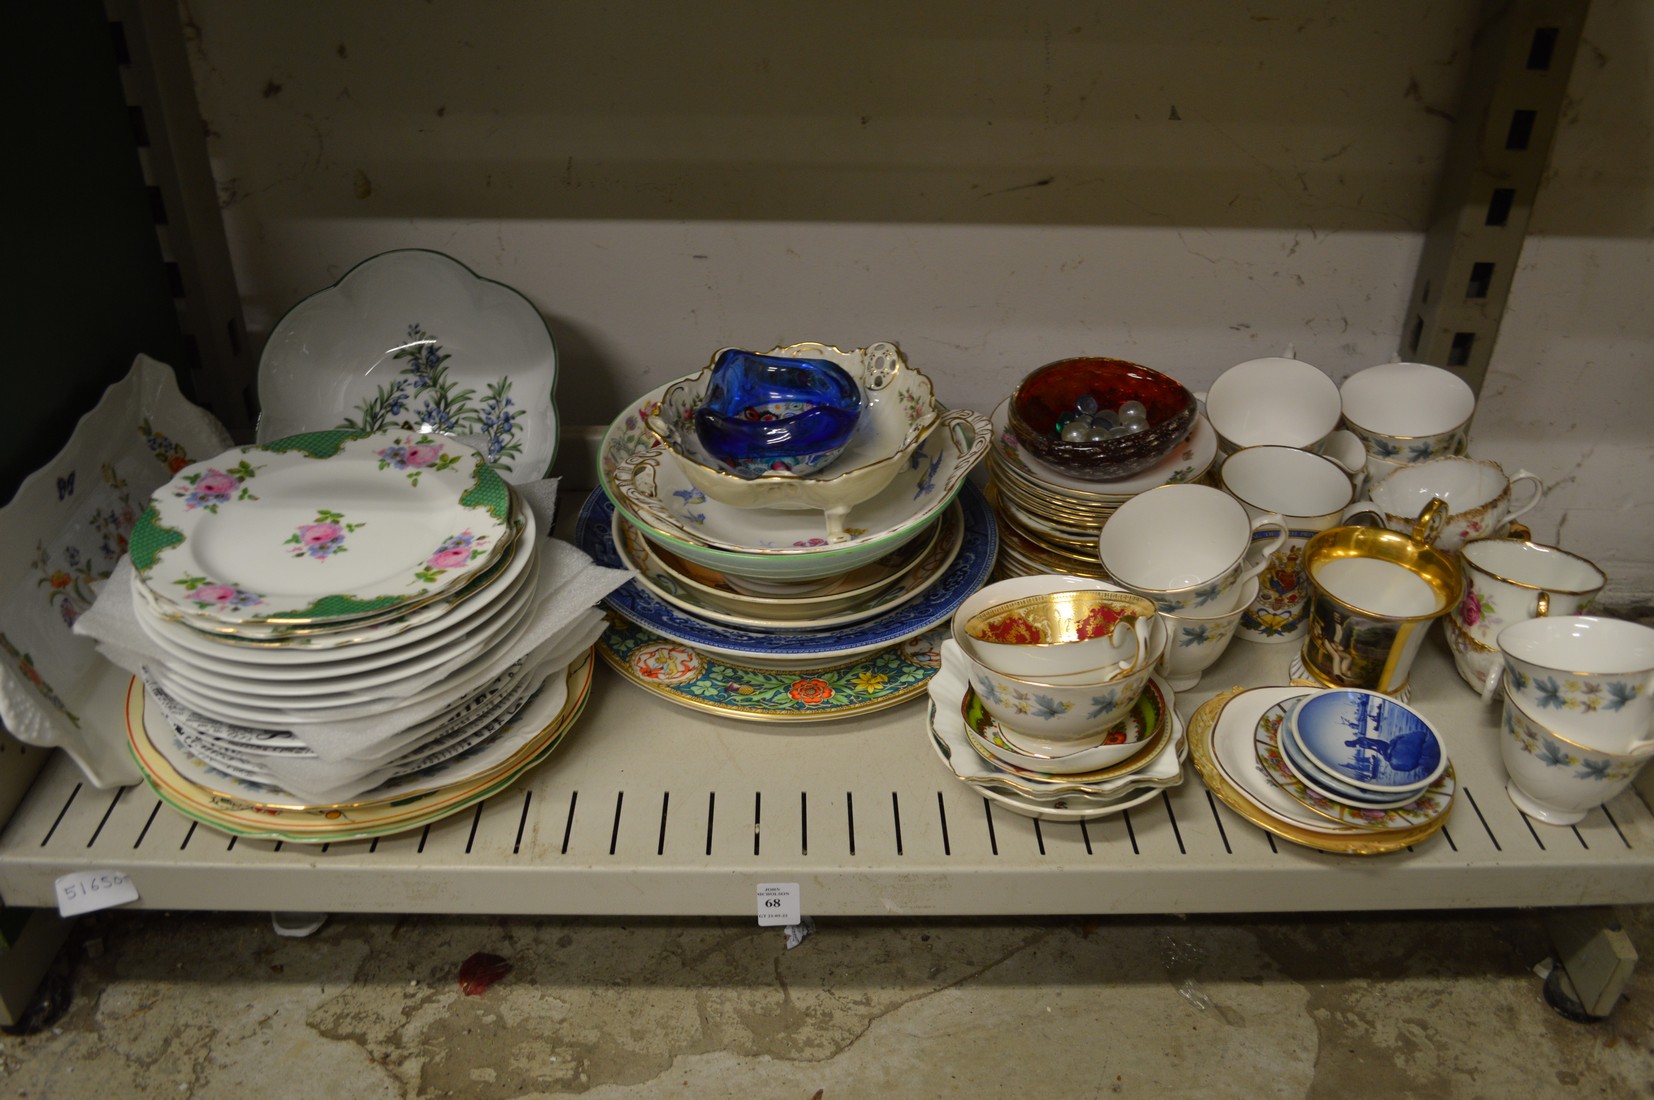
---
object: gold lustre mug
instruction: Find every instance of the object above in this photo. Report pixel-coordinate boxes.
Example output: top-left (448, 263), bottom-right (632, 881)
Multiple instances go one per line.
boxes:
top-left (1298, 500), bottom-right (1462, 697)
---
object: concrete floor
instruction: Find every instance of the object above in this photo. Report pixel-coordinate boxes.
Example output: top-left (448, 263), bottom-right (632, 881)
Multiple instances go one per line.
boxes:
top-left (1, 906), bottom-right (1650, 1098)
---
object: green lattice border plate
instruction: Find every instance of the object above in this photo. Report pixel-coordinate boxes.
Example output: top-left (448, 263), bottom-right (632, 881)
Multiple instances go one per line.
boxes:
top-left (130, 429), bottom-right (512, 628)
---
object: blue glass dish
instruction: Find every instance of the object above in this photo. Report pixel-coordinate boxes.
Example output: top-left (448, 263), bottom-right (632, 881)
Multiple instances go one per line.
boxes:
top-left (693, 350), bottom-right (862, 478)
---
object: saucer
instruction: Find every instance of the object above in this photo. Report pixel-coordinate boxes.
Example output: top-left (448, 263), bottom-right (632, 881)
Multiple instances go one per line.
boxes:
top-left (1254, 698), bottom-right (1456, 827)
top-left (1187, 686), bottom-right (1452, 854)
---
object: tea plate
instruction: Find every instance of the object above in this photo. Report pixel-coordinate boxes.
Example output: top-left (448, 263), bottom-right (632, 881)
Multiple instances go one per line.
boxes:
top-left (150, 567), bottom-right (538, 702)
top-left (578, 483), bottom-right (997, 668)
top-left (134, 504), bottom-right (536, 664)
top-left (1253, 699), bottom-right (1455, 828)
top-left (257, 248), bottom-right (559, 483)
top-left (131, 429), bottom-right (513, 627)
top-left (148, 656), bottom-right (563, 808)
top-left (144, 576), bottom-right (546, 727)
top-left (925, 694), bottom-right (1183, 821)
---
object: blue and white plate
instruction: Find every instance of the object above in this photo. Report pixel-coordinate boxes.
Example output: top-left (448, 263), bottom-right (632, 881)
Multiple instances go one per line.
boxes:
top-left (576, 482), bottom-right (997, 669)
top-left (1288, 688), bottom-right (1447, 793)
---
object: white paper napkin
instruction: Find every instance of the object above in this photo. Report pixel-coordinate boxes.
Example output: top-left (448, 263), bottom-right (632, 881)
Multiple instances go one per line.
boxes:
top-left (76, 479), bottom-right (633, 768)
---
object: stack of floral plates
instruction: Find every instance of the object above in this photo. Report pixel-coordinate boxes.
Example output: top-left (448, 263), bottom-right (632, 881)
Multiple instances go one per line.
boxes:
top-left (120, 428), bottom-right (590, 837)
top-left (924, 642), bottom-right (1186, 820)
top-left (590, 362), bottom-right (997, 722)
top-left (1188, 685), bottom-right (1456, 854)
top-left (985, 397), bottom-right (1218, 579)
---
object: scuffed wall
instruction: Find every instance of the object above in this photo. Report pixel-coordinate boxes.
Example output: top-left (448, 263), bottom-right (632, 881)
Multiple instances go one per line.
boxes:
top-left (179, 0), bottom-right (1652, 601)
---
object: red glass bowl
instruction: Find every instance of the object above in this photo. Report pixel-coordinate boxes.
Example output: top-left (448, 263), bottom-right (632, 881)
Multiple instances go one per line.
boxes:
top-left (1008, 358), bottom-right (1197, 481)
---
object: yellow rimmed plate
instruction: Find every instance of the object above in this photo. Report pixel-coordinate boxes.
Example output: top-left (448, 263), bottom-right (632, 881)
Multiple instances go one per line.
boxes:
top-left (125, 651), bottom-right (593, 840)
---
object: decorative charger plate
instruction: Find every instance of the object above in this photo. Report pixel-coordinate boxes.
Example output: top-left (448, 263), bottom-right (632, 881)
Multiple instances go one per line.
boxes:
top-left (598, 616), bottom-right (945, 722)
top-left (125, 652), bottom-right (593, 841)
top-left (130, 429), bottom-right (512, 628)
top-left (1188, 686), bottom-right (1451, 854)
top-left (577, 482), bottom-right (997, 667)
top-left (256, 249), bottom-right (559, 483)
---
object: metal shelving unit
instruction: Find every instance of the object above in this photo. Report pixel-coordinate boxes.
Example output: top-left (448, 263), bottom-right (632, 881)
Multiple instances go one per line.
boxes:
top-left (3, 495), bottom-right (1650, 919)
top-left (3, 0), bottom-right (1647, 1023)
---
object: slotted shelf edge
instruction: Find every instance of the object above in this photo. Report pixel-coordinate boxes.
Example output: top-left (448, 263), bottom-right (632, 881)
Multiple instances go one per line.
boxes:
top-left (2, 501), bottom-right (1651, 918)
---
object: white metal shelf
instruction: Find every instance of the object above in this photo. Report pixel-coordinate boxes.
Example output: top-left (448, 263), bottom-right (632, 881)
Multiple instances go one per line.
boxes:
top-left (2, 543), bottom-right (1650, 916)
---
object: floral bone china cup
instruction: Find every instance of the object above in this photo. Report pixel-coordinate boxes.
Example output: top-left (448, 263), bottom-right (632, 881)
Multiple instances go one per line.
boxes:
top-left (1097, 483), bottom-right (1286, 613)
top-left (1156, 576), bottom-right (1256, 691)
top-left (960, 588), bottom-right (1155, 679)
top-left (1499, 685), bottom-right (1651, 826)
top-left (1479, 615), bottom-right (1654, 755)
top-left (1218, 444), bottom-right (1359, 643)
top-left (950, 575), bottom-right (1167, 746)
top-left (1446, 537), bottom-right (1606, 693)
top-left (1365, 456), bottom-right (1543, 552)
top-left (1297, 500), bottom-right (1462, 698)
top-left (1199, 356), bottom-right (1364, 471)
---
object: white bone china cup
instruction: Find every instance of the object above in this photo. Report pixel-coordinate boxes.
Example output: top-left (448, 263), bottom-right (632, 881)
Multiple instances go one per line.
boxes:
top-left (1098, 483), bottom-right (1286, 613)
top-left (1340, 361), bottom-right (1475, 465)
top-left (1479, 615), bottom-right (1654, 755)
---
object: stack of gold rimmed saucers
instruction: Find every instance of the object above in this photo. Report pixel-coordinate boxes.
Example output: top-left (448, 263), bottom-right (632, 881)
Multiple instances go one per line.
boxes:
top-left (985, 396), bottom-right (1218, 580)
top-left (118, 428), bottom-right (597, 841)
top-left (589, 342), bottom-right (999, 721)
top-left (1188, 685), bottom-right (1456, 853)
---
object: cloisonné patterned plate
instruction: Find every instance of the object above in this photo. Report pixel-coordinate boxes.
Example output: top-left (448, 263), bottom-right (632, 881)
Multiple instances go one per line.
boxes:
top-left (130, 428), bottom-right (512, 628)
top-left (597, 616), bottom-right (943, 722)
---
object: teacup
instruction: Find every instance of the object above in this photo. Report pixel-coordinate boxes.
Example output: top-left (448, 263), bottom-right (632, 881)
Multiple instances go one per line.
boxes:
top-left (1218, 445), bottom-right (1359, 643)
top-left (1097, 483), bottom-right (1286, 613)
top-left (1366, 457), bottom-right (1543, 551)
top-left (960, 587), bottom-right (1155, 680)
top-left (1156, 577), bottom-right (1256, 691)
top-left (1340, 361), bottom-right (1475, 466)
top-left (1480, 615), bottom-right (1654, 754)
top-left (1446, 537), bottom-right (1606, 693)
top-left (1297, 502), bottom-right (1462, 697)
top-left (1499, 685), bottom-right (1651, 826)
top-left (951, 621), bottom-right (1168, 746)
top-left (1202, 356), bottom-right (1362, 469)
